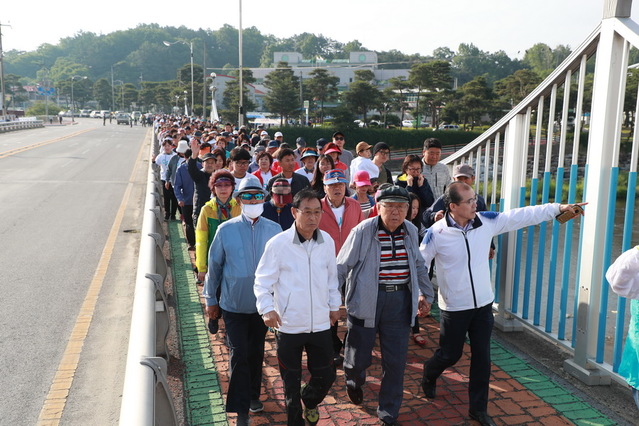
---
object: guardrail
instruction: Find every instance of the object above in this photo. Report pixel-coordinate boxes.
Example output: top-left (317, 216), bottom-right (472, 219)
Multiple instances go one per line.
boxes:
top-left (0, 119), bottom-right (44, 132)
top-left (119, 130), bottom-right (178, 425)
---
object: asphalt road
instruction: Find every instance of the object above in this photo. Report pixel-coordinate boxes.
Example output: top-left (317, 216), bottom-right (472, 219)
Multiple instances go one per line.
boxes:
top-left (0, 118), bottom-right (150, 425)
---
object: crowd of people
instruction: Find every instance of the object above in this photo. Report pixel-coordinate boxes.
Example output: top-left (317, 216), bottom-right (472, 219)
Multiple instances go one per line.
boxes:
top-left (151, 115), bottom-right (587, 426)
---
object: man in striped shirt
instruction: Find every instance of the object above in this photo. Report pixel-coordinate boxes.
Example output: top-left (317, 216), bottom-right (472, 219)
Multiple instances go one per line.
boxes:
top-left (337, 185), bottom-right (434, 426)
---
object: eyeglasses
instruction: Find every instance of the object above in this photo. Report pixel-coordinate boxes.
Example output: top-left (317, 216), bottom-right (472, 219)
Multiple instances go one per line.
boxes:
top-left (239, 193), bottom-right (265, 201)
top-left (296, 208), bottom-right (322, 216)
top-left (407, 167), bottom-right (422, 172)
top-left (457, 197), bottom-right (477, 205)
top-left (334, 137), bottom-right (344, 141)
top-left (377, 150), bottom-right (390, 156)
top-left (235, 161), bottom-right (250, 167)
top-left (381, 203), bottom-right (408, 212)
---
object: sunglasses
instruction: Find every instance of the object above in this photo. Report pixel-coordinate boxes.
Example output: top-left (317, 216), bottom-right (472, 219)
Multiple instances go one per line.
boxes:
top-left (239, 193), bottom-right (265, 201)
top-left (334, 137), bottom-right (344, 141)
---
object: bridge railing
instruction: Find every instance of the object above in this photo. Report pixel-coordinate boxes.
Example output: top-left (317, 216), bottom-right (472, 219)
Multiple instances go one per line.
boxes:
top-left (119, 129), bottom-right (178, 425)
top-left (0, 119), bottom-right (44, 132)
top-left (443, 5), bottom-right (638, 386)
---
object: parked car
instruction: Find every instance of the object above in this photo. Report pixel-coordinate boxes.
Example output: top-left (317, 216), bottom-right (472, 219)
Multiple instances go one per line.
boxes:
top-left (99, 110), bottom-right (111, 119)
top-left (438, 124), bottom-right (460, 131)
top-left (402, 120), bottom-right (414, 128)
top-left (89, 111), bottom-right (101, 118)
top-left (80, 110), bottom-right (91, 117)
top-left (116, 113), bottom-right (130, 125)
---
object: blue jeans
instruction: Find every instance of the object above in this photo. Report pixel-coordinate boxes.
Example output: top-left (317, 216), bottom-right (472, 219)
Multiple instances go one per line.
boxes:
top-left (344, 289), bottom-right (411, 423)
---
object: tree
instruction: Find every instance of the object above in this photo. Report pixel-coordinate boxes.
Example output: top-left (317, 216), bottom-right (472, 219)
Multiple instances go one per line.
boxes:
top-left (354, 69), bottom-right (375, 82)
top-left (93, 78), bottom-right (112, 109)
top-left (385, 76), bottom-right (411, 126)
top-left (306, 69), bottom-right (339, 124)
top-left (222, 69), bottom-right (257, 124)
top-left (328, 104), bottom-right (357, 129)
top-left (409, 60), bottom-right (452, 128)
top-left (27, 101), bottom-right (62, 116)
top-left (443, 76), bottom-right (494, 130)
top-left (263, 61), bottom-right (301, 125)
top-left (523, 43), bottom-right (555, 78)
top-left (342, 79), bottom-right (382, 124)
top-left (494, 69), bottom-right (542, 106)
top-left (4, 74), bottom-right (27, 109)
top-left (343, 40), bottom-right (366, 55)
top-left (433, 47), bottom-right (455, 61)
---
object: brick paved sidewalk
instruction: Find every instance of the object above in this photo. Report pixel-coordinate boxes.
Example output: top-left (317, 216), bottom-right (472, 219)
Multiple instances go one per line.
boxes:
top-left (168, 222), bottom-right (614, 426)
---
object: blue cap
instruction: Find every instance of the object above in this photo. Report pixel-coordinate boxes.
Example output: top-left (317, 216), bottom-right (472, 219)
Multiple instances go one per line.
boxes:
top-left (323, 169), bottom-right (348, 185)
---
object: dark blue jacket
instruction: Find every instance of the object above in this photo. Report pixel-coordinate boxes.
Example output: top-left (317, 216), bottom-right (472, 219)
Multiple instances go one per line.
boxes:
top-left (261, 201), bottom-right (295, 230)
top-left (174, 162), bottom-right (195, 206)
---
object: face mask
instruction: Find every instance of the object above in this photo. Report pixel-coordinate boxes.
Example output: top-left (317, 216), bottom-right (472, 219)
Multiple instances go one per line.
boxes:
top-left (241, 203), bottom-right (264, 219)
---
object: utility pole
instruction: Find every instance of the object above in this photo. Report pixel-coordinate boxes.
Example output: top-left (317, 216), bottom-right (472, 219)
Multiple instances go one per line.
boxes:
top-left (238, 0), bottom-right (244, 127)
top-left (0, 22), bottom-right (12, 119)
top-left (202, 40), bottom-right (207, 118)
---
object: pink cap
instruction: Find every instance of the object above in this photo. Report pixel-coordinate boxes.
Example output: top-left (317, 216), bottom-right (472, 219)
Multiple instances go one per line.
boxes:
top-left (353, 170), bottom-right (372, 187)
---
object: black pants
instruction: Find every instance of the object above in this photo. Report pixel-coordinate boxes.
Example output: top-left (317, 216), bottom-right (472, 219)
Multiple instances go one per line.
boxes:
top-left (162, 181), bottom-right (179, 219)
top-left (276, 329), bottom-right (336, 426)
top-left (181, 204), bottom-right (195, 247)
top-left (222, 311), bottom-right (268, 414)
top-left (422, 303), bottom-right (494, 412)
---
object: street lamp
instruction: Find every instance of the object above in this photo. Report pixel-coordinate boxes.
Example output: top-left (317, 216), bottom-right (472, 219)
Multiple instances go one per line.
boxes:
top-left (238, 0), bottom-right (244, 127)
top-left (164, 40), bottom-right (194, 116)
top-left (70, 75), bottom-right (87, 122)
top-left (209, 73), bottom-right (219, 122)
top-left (183, 90), bottom-right (188, 116)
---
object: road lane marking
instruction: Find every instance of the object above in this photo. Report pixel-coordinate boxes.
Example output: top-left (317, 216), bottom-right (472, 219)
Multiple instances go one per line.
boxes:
top-left (0, 128), bottom-right (95, 159)
top-left (36, 129), bottom-right (151, 425)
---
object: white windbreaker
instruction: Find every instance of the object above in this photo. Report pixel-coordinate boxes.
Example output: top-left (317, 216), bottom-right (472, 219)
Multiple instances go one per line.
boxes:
top-left (254, 226), bottom-right (342, 334)
top-left (420, 203), bottom-right (560, 312)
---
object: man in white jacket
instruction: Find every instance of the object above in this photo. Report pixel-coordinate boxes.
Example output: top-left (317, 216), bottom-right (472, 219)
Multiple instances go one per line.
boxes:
top-left (419, 181), bottom-right (585, 426)
top-left (254, 189), bottom-right (341, 426)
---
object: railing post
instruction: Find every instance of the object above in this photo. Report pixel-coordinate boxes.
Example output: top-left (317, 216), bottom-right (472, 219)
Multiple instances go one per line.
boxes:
top-left (494, 113), bottom-right (528, 332)
top-left (562, 15), bottom-right (626, 386)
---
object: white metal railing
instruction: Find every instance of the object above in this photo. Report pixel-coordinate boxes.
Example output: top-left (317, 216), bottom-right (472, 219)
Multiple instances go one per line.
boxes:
top-left (0, 119), bottom-right (44, 132)
top-left (119, 130), bottom-right (177, 425)
top-left (443, 0), bottom-right (638, 386)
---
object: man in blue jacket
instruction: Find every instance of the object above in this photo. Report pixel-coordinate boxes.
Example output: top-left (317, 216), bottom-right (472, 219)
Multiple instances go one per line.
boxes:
top-left (173, 147), bottom-right (196, 249)
top-left (203, 175), bottom-right (282, 426)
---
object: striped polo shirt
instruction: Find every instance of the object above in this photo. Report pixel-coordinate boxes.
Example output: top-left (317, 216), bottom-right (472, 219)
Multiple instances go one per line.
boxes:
top-left (378, 223), bottom-right (410, 285)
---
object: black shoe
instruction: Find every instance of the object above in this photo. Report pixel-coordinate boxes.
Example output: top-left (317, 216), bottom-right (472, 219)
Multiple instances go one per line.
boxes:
top-left (249, 399), bottom-right (263, 413)
top-left (346, 385), bottom-right (363, 405)
top-left (421, 378), bottom-right (436, 399)
top-left (469, 410), bottom-right (496, 426)
top-left (380, 420), bottom-right (397, 426)
top-left (333, 354), bottom-right (344, 366)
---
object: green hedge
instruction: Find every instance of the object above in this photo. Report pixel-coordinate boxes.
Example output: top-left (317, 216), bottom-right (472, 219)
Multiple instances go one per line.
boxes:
top-left (270, 126), bottom-right (482, 152)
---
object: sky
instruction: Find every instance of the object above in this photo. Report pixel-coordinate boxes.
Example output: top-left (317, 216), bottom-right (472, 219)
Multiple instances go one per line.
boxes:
top-left (1, 0), bottom-right (637, 59)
